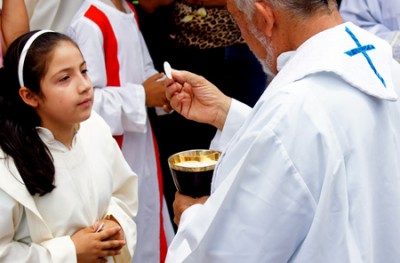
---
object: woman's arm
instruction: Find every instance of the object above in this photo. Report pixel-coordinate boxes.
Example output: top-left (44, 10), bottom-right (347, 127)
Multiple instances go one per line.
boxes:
top-left (1, 0), bottom-right (29, 51)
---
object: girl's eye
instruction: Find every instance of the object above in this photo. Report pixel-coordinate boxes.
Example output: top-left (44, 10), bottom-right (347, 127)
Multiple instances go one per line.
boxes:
top-left (82, 69), bottom-right (88, 74)
top-left (59, 75), bottom-right (70, 82)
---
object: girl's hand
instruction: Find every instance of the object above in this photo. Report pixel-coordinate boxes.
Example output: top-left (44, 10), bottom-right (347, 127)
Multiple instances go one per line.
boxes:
top-left (99, 218), bottom-right (125, 248)
top-left (71, 225), bottom-right (126, 263)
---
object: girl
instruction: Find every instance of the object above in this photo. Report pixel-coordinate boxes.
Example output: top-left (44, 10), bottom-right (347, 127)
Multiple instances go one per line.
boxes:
top-left (0, 30), bottom-right (137, 263)
top-left (68, 1), bottom-right (175, 262)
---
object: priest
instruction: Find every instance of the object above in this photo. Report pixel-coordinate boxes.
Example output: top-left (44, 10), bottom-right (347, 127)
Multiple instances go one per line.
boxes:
top-left (164, 0), bottom-right (400, 262)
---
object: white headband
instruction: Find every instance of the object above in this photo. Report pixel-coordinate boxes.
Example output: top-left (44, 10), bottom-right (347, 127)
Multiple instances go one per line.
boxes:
top-left (18, 30), bottom-right (53, 87)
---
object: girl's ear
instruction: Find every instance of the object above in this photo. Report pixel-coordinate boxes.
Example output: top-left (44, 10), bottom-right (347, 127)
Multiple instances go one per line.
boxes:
top-left (19, 87), bottom-right (39, 108)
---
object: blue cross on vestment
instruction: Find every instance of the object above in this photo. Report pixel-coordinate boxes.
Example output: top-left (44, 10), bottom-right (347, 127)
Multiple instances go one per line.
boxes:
top-left (344, 27), bottom-right (386, 88)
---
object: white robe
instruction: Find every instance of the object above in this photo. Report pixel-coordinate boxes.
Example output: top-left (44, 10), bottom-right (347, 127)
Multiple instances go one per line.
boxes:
top-left (0, 112), bottom-right (137, 263)
top-left (340, 0), bottom-right (400, 62)
top-left (166, 22), bottom-right (400, 262)
top-left (67, 1), bottom-right (174, 262)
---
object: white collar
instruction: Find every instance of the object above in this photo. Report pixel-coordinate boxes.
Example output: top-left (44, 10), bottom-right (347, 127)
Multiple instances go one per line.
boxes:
top-left (271, 22), bottom-right (398, 101)
top-left (36, 127), bottom-right (78, 152)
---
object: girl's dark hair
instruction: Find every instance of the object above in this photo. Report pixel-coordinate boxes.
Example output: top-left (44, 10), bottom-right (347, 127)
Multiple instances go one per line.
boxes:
top-left (0, 31), bottom-right (78, 196)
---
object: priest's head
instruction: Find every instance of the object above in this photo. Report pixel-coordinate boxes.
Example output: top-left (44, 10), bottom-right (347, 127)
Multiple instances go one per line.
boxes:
top-left (227, 0), bottom-right (343, 76)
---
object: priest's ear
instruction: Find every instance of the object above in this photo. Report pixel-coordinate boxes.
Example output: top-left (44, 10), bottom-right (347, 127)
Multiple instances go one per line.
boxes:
top-left (254, 1), bottom-right (275, 38)
top-left (19, 87), bottom-right (40, 108)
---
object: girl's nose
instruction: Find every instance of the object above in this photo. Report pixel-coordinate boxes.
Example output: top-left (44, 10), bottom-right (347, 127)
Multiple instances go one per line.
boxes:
top-left (78, 75), bottom-right (92, 93)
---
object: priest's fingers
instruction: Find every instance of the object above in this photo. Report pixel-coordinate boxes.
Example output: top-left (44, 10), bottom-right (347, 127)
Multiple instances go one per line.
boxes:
top-left (165, 76), bottom-right (175, 87)
top-left (163, 103), bottom-right (173, 113)
top-left (166, 81), bottom-right (183, 100)
top-left (170, 69), bottom-right (206, 88)
top-left (166, 83), bottom-right (186, 114)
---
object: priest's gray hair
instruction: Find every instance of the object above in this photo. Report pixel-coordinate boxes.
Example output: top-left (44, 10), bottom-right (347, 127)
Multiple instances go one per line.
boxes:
top-left (233, 0), bottom-right (337, 21)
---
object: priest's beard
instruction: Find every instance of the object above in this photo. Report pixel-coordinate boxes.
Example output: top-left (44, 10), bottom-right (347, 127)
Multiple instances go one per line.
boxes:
top-left (249, 26), bottom-right (275, 77)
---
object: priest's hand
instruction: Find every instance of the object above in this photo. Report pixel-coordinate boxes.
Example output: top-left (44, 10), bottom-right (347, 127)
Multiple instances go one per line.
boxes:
top-left (165, 69), bottom-right (231, 130)
top-left (173, 191), bottom-right (209, 226)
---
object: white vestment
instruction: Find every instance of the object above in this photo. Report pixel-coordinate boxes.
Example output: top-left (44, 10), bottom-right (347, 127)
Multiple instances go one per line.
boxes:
top-left (67, 1), bottom-right (174, 262)
top-left (0, 112), bottom-right (137, 262)
top-left (340, 0), bottom-right (400, 61)
top-left (166, 22), bottom-right (400, 262)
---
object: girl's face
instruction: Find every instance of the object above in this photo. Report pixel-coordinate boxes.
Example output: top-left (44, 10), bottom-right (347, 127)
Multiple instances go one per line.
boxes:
top-left (35, 41), bottom-right (93, 131)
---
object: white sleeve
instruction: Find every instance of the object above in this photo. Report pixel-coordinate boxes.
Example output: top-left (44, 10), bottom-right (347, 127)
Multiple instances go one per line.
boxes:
top-left (67, 18), bottom-right (148, 135)
top-left (210, 99), bottom-right (252, 152)
top-left (340, 0), bottom-right (400, 61)
top-left (0, 190), bottom-right (77, 263)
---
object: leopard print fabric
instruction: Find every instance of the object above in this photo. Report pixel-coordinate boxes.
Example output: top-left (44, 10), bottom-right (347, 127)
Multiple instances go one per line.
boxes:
top-left (173, 1), bottom-right (245, 49)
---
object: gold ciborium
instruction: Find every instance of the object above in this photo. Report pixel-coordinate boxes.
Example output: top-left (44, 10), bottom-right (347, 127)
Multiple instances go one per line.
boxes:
top-left (168, 149), bottom-right (221, 197)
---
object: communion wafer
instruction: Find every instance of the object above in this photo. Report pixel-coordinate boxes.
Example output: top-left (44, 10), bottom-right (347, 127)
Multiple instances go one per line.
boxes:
top-left (175, 159), bottom-right (217, 168)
